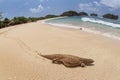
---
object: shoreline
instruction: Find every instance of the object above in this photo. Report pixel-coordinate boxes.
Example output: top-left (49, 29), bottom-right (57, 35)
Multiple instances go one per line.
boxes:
top-left (0, 20), bottom-right (120, 80)
top-left (43, 17), bottom-right (120, 41)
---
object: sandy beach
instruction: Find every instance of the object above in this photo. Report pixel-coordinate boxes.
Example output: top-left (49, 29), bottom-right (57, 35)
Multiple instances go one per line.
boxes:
top-left (0, 20), bottom-right (120, 80)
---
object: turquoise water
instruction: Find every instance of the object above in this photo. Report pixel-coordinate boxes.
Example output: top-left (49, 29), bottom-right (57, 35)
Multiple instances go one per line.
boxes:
top-left (45, 16), bottom-right (120, 40)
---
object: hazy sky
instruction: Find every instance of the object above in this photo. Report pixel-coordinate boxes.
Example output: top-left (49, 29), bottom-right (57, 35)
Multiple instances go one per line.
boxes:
top-left (0, 0), bottom-right (120, 18)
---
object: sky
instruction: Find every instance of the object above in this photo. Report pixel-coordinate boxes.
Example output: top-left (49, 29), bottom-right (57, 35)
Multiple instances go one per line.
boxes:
top-left (0, 0), bottom-right (120, 19)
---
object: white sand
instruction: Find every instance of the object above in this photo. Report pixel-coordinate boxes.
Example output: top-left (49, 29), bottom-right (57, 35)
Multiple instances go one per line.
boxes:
top-left (0, 20), bottom-right (120, 80)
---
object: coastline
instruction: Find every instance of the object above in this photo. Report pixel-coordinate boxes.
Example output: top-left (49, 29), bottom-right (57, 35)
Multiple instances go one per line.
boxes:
top-left (44, 17), bottom-right (120, 41)
top-left (0, 20), bottom-right (120, 80)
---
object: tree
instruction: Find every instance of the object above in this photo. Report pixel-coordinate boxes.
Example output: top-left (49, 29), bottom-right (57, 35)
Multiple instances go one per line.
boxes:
top-left (78, 12), bottom-right (88, 16)
top-left (103, 13), bottom-right (119, 20)
top-left (3, 18), bottom-right (10, 27)
top-left (12, 17), bottom-right (20, 25)
top-left (61, 11), bottom-right (78, 16)
top-left (0, 12), bottom-right (3, 28)
top-left (45, 15), bottom-right (58, 18)
top-left (90, 13), bottom-right (98, 17)
top-left (17, 16), bottom-right (28, 23)
top-left (28, 17), bottom-right (40, 22)
top-left (12, 16), bottom-right (28, 25)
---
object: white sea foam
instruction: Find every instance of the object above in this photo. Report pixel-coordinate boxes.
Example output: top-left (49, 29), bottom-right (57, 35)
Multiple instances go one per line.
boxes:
top-left (81, 17), bottom-right (120, 28)
top-left (43, 21), bottom-right (120, 40)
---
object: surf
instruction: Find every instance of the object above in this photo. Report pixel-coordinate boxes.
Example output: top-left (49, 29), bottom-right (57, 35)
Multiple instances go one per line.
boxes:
top-left (81, 17), bottom-right (120, 28)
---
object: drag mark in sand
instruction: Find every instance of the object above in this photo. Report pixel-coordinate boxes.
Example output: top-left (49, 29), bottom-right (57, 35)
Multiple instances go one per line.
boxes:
top-left (0, 26), bottom-right (39, 55)
top-left (0, 26), bottom-right (44, 80)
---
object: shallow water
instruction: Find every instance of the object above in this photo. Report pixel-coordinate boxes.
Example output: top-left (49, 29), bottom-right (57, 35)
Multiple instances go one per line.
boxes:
top-left (45, 16), bottom-right (120, 40)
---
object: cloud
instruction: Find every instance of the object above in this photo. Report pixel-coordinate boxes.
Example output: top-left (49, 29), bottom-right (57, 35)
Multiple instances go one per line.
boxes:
top-left (101, 0), bottom-right (120, 9)
top-left (2, 13), bottom-right (7, 16)
top-left (79, 3), bottom-right (98, 12)
top-left (30, 4), bottom-right (44, 13)
top-left (1, 12), bottom-right (8, 18)
top-left (93, 1), bottom-right (101, 6)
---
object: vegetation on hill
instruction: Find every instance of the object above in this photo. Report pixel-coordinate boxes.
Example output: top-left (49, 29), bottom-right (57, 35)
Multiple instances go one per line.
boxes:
top-left (0, 11), bottom-right (119, 29)
top-left (78, 12), bottom-right (88, 16)
top-left (0, 14), bottom-right (46, 28)
top-left (45, 15), bottom-right (58, 18)
top-left (12, 16), bottom-right (28, 25)
top-left (90, 13), bottom-right (98, 17)
top-left (103, 13), bottom-right (119, 20)
top-left (61, 11), bottom-right (78, 16)
top-left (60, 11), bottom-right (88, 16)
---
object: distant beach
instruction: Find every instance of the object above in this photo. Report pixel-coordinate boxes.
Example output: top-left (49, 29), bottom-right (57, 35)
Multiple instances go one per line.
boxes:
top-left (0, 19), bottom-right (120, 80)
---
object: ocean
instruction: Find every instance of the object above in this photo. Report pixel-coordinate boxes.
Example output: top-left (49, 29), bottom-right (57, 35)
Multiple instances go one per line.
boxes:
top-left (45, 16), bottom-right (120, 40)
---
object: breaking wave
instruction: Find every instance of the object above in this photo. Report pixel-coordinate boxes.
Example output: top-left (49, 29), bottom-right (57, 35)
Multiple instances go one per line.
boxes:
top-left (81, 17), bottom-right (120, 28)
